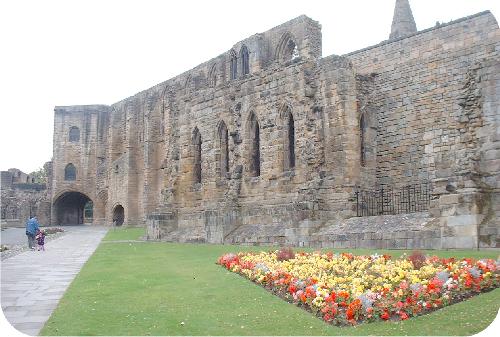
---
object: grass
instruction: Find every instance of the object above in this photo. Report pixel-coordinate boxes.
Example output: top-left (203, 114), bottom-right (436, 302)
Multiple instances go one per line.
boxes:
top-left (102, 227), bottom-right (146, 241)
top-left (40, 228), bottom-right (499, 336)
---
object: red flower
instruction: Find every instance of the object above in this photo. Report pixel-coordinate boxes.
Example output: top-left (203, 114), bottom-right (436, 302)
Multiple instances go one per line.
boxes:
top-left (346, 308), bottom-right (354, 320)
top-left (400, 311), bottom-right (409, 320)
top-left (326, 292), bottom-right (336, 303)
top-left (339, 291), bottom-right (350, 300)
top-left (288, 284), bottom-right (297, 294)
top-left (305, 286), bottom-right (316, 298)
top-left (381, 311), bottom-right (390, 320)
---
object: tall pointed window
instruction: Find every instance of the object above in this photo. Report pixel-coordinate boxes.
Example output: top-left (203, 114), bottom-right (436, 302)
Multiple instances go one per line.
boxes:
top-left (208, 63), bottom-right (217, 88)
top-left (229, 50), bottom-right (238, 80)
top-left (185, 75), bottom-right (193, 96)
top-left (276, 32), bottom-right (299, 62)
top-left (283, 107), bottom-right (295, 170)
top-left (192, 127), bottom-right (202, 183)
top-left (248, 112), bottom-right (260, 177)
top-left (360, 114), bottom-right (367, 167)
top-left (240, 45), bottom-right (249, 76)
top-left (218, 121), bottom-right (229, 178)
top-left (64, 163), bottom-right (76, 181)
top-left (69, 126), bottom-right (80, 142)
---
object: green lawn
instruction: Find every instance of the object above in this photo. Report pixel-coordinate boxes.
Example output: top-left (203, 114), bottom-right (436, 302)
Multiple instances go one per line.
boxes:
top-left (40, 228), bottom-right (499, 336)
top-left (102, 227), bottom-right (146, 241)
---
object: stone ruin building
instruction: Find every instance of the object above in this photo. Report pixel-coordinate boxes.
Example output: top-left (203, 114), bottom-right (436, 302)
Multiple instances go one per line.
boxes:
top-left (1, 166), bottom-right (52, 227)
top-left (47, 0), bottom-right (499, 249)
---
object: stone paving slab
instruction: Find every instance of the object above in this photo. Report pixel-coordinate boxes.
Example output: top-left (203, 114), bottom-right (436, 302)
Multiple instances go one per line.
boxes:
top-left (1, 226), bottom-right (108, 336)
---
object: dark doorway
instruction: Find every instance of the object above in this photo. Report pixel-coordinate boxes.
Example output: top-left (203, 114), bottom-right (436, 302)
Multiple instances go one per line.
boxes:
top-left (53, 192), bottom-right (92, 225)
top-left (113, 205), bottom-right (125, 226)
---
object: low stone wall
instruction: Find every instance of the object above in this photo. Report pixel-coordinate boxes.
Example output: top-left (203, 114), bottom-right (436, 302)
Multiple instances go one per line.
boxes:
top-left (311, 212), bottom-right (441, 249)
top-left (145, 211), bottom-right (178, 240)
top-left (147, 211), bottom-right (445, 250)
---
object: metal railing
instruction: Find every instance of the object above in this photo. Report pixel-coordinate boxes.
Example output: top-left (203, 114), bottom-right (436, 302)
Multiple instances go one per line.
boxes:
top-left (355, 183), bottom-right (431, 217)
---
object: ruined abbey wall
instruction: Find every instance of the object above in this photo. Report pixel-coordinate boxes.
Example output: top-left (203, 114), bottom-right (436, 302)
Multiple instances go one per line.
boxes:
top-left (50, 9), bottom-right (499, 249)
top-left (343, 12), bottom-right (500, 248)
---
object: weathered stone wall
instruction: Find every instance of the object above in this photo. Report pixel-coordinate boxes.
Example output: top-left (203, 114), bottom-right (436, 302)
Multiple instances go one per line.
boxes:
top-left (104, 15), bottom-right (325, 240)
top-left (1, 167), bottom-right (51, 227)
top-left (1, 171), bottom-right (13, 189)
top-left (51, 9), bottom-right (499, 248)
top-left (345, 11), bottom-right (499, 189)
top-left (343, 11), bottom-right (500, 248)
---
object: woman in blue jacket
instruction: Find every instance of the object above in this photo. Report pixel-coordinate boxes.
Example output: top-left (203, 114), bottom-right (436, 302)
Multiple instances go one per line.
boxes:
top-left (25, 216), bottom-right (40, 250)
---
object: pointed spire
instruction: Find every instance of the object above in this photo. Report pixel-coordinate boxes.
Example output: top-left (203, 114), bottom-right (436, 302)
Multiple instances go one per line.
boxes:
top-left (390, 0), bottom-right (417, 40)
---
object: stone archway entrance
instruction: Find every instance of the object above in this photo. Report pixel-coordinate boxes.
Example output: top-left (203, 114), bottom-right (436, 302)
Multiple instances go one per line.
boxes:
top-left (53, 192), bottom-right (93, 225)
top-left (112, 205), bottom-right (125, 226)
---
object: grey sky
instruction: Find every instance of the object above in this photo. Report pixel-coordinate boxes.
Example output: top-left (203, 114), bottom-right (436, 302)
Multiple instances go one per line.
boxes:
top-left (0, 0), bottom-right (499, 173)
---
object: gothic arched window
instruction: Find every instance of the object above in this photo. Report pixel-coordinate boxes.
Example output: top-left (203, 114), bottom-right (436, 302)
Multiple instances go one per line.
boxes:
top-left (185, 75), bottom-right (193, 96)
top-left (283, 107), bottom-right (295, 170)
top-left (64, 163), bottom-right (76, 181)
top-left (276, 32), bottom-right (299, 62)
top-left (229, 50), bottom-right (238, 80)
top-left (218, 121), bottom-right (229, 178)
top-left (208, 63), bottom-right (217, 88)
top-left (69, 126), bottom-right (80, 142)
top-left (248, 112), bottom-right (260, 177)
top-left (192, 127), bottom-right (202, 183)
top-left (240, 45), bottom-right (249, 76)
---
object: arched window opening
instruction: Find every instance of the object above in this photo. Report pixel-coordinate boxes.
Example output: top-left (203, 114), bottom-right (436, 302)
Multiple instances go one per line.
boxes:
top-left (208, 63), bottom-right (217, 87)
top-left (291, 44), bottom-right (299, 60)
top-left (229, 50), bottom-right (238, 80)
top-left (360, 114), bottom-right (367, 167)
top-left (69, 126), bottom-right (80, 142)
top-left (240, 45), bottom-right (249, 76)
top-left (185, 75), bottom-right (193, 96)
top-left (283, 108), bottom-right (295, 170)
top-left (218, 121), bottom-right (229, 178)
top-left (192, 127), bottom-right (202, 183)
top-left (64, 163), bottom-right (76, 181)
top-left (277, 33), bottom-right (299, 62)
top-left (248, 112), bottom-right (260, 177)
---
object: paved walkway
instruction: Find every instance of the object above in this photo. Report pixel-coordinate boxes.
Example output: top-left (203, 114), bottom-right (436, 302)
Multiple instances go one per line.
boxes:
top-left (1, 226), bottom-right (108, 336)
top-left (1, 226), bottom-right (85, 246)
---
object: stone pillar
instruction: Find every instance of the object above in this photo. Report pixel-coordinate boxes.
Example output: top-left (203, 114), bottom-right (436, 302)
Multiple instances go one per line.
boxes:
top-left (434, 59), bottom-right (500, 249)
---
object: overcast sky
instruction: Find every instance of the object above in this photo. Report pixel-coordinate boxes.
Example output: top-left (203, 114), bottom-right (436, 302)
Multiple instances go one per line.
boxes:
top-left (0, 0), bottom-right (499, 174)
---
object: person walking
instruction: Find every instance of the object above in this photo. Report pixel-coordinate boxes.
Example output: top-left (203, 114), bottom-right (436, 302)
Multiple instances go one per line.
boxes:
top-left (25, 216), bottom-right (40, 250)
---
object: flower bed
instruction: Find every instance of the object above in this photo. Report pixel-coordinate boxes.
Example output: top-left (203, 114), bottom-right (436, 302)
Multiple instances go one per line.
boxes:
top-left (217, 250), bottom-right (499, 326)
top-left (43, 227), bottom-right (65, 235)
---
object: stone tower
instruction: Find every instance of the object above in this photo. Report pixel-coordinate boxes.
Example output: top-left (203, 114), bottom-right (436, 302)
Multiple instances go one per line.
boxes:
top-left (390, 0), bottom-right (417, 39)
